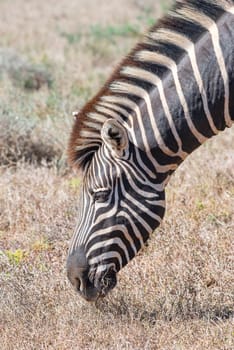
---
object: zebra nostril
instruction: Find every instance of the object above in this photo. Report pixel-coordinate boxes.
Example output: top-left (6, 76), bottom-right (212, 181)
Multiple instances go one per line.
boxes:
top-left (75, 277), bottom-right (81, 291)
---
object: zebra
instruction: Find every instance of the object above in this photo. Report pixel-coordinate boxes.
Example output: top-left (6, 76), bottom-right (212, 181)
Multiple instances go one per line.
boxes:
top-left (66, 0), bottom-right (234, 301)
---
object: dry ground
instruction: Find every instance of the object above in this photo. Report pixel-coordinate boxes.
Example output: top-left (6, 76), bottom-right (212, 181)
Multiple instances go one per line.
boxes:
top-left (0, 1), bottom-right (233, 349)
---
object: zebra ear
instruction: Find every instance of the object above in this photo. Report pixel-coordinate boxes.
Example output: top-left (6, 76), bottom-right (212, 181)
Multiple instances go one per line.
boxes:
top-left (101, 119), bottom-right (128, 157)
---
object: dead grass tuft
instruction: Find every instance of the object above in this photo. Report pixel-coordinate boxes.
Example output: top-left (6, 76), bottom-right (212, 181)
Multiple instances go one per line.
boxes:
top-left (0, 47), bottom-right (52, 90)
top-left (0, 112), bottom-right (63, 166)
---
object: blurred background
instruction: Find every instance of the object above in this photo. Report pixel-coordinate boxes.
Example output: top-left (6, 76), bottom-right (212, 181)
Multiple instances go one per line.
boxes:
top-left (0, 0), bottom-right (172, 168)
top-left (0, 1), bottom-right (233, 349)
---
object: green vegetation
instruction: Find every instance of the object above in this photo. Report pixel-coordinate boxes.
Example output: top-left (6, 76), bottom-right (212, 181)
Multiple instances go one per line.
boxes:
top-left (89, 22), bottom-right (140, 40)
top-left (60, 8), bottom-right (158, 47)
top-left (31, 238), bottom-right (51, 252)
top-left (61, 22), bottom-right (140, 46)
top-left (5, 249), bottom-right (27, 265)
top-left (60, 31), bottom-right (82, 45)
top-left (68, 177), bottom-right (81, 190)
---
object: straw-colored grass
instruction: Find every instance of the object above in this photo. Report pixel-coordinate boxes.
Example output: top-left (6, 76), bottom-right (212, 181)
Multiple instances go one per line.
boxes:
top-left (0, 1), bottom-right (233, 349)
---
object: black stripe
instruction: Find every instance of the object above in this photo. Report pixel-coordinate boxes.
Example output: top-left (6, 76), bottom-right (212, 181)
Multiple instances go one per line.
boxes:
top-left (159, 17), bottom-right (205, 43)
top-left (216, 10), bottom-right (234, 127)
top-left (93, 257), bottom-right (121, 272)
top-left (137, 41), bottom-right (186, 65)
top-left (87, 242), bottom-right (128, 267)
top-left (181, 0), bottom-right (226, 21)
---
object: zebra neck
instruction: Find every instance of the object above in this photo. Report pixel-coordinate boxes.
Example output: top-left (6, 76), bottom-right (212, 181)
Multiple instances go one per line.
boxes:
top-left (128, 8), bottom-right (234, 177)
top-left (68, 2), bottom-right (234, 175)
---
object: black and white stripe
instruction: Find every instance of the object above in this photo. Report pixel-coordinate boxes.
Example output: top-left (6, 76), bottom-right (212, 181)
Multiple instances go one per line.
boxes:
top-left (67, 0), bottom-right (234, 287)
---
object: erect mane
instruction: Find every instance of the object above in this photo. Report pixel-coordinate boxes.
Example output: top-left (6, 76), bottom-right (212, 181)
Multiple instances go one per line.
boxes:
top-left (68, 0), bottom-right (234, 171)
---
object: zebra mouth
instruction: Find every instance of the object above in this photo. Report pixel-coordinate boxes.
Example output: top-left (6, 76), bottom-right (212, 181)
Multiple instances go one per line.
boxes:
top-left (93, 268), bottom-right (117, 298)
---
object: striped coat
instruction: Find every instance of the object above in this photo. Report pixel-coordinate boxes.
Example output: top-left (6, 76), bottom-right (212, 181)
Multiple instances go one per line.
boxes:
top-left (67, 0), bottom-right (234, 301)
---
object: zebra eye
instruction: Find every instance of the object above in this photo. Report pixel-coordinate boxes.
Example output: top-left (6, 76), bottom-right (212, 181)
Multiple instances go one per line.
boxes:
top-left (92, 189), bottom-right (110, 203)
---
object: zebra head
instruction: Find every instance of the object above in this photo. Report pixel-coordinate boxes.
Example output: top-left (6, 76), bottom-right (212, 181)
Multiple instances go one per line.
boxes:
top-left (67, 118), bottom-right (166, 301)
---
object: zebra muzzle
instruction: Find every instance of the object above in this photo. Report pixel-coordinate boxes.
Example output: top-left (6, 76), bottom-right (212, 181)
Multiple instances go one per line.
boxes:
top-left (67, 247), bottom-right (117, 301)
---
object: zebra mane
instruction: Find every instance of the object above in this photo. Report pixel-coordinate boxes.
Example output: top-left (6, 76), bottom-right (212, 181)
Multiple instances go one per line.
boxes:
top-left (68, 0), bottom-right (234, 171)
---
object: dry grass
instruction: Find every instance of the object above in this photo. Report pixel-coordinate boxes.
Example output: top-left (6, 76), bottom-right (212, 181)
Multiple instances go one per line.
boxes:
top-left (0, 112), bottom-right (63, 166)
top-left (0, 0), bottom-right (233, 349)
